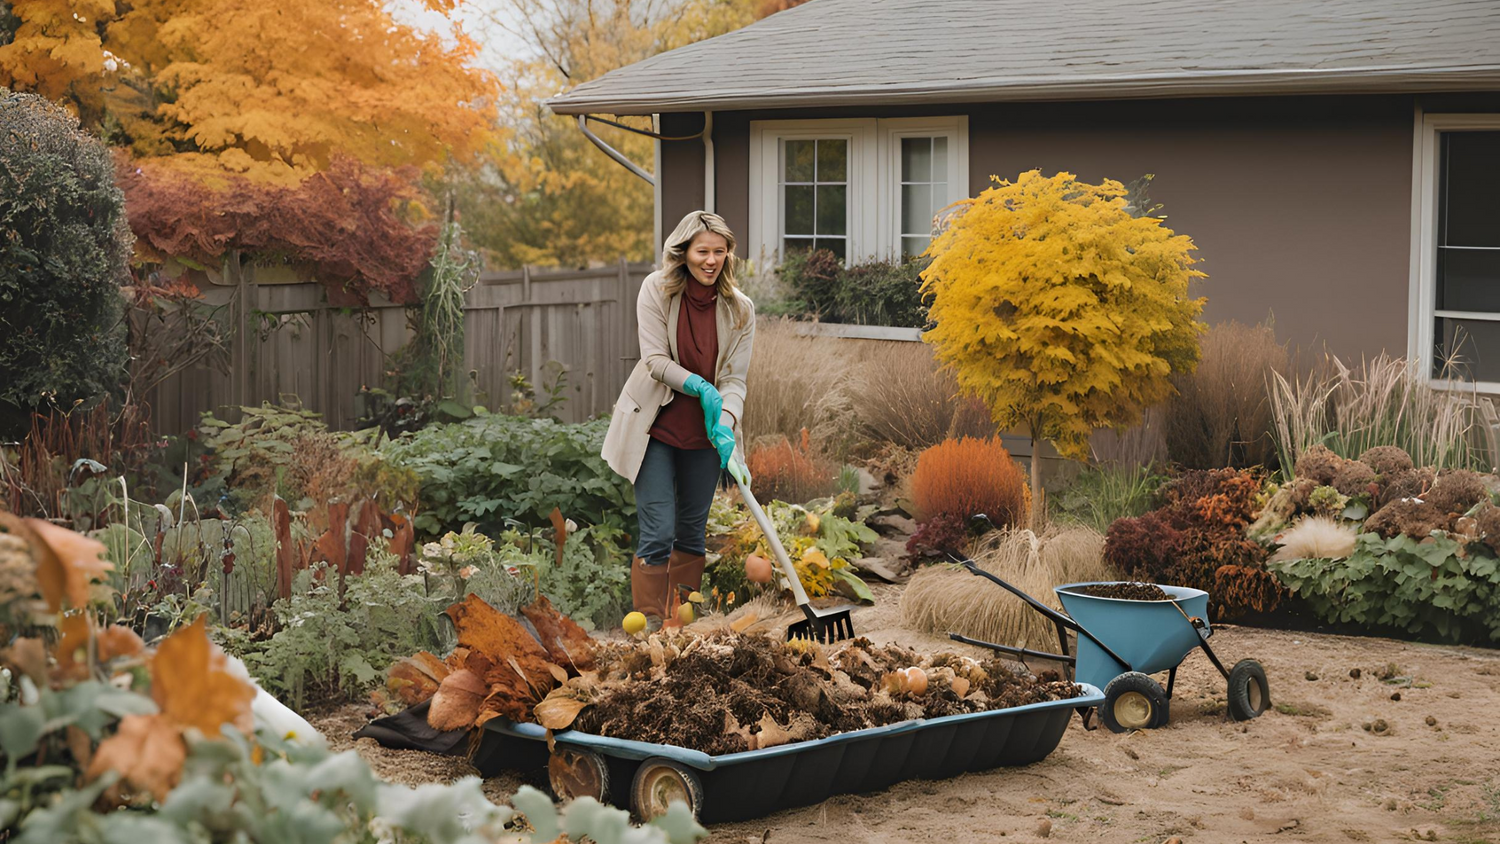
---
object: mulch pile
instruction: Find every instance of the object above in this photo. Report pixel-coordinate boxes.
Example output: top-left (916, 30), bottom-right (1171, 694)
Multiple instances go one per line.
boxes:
top-left (1076, 582), bottom-right (1171, 601)
top-left (567, 633), bottom-right (1084, 755)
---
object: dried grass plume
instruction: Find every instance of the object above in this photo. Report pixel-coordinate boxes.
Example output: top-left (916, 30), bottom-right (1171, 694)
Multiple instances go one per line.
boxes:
top-left (1269, 516), bottom-right (1358, 563)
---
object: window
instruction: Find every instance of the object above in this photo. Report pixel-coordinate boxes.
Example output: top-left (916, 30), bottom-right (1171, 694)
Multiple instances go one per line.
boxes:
top-left (749, 117), bottom-right (967, 265)
top-left (1414, 115), bottom-right (1500, 388)
top-left (781, 138), bottom-right (848, 260)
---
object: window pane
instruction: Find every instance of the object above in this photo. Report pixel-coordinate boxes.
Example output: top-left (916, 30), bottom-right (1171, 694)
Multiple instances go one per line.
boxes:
top-left (1442, 132), bottom-right (1500, 248)
top-left (902, 236), bottom-right (930, 260)
top-left (784, 140), bottom-right (815, 182)
top-left (931, 181), bottom-right (949, 218)
top-left (816, 184), bottom-right (846, 235)
top-left (933, 136), bottom-right (948, 180)
top-left (1438, 248), bottom-right (1500, 311)
top-left (902, 183), bottom-right (932, 235)
top-left (901, 137), bottom-right (932, 183)
top-left (1435, 316), bottom-right (1500, 382)
top-left (817, 139), bottom-right (847, 182)
top-left (783, 236), bottom-right (815, 256)
top-left (785, 185), bottom-right (814, 235)
top-left (814, 237), bottom-right (846, 261)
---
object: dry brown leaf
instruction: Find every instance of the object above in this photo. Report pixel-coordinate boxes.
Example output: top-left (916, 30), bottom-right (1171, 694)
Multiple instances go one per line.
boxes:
top-left (387, 651), bottom-right (451, 706)
top-left (86, 713), bottom-right (185, 803)
top-left (546, 663), bottom-right (569, 684)
top-left (1, 637), bottom-right (46, 684)
top-left (25, 517), bottom-right (111, 612)
top-left (446, 593), bottom-right (559, 723)
top-left (54, 611), bottom-right (92, 680)
top-left (428, 669), bottom-right (486, 731)
top-left (548, 506), bottom-right (568, 568)
top-left (724, 711), bottom-right (755, 750)
top-left (754, 713), bottom-right (790, 749)
top-left (533, 687), bottom-right (590, 730)
top-left (66, 724), bottom-right (92, 768)
top-left (98, 624), bottom-right (145, 662)
top-left (952, 676), bottom-right (971, 697)
top-left (520, 593), bottom-right (597, 671)
top-left (151, 616), bottom-right (255, 736)
top-left (729, 612), bottom-right (760, 633)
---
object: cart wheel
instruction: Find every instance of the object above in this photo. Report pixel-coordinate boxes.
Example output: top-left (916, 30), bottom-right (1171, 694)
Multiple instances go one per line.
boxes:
top-left (548, 747), bottom-right (610, 803)
top-left (1226, 659), bottom-right (1270, 721)
top-left (630, 757), bottom-right (704, 821)
top-left (1101, 672), bottom-right (1171, 733)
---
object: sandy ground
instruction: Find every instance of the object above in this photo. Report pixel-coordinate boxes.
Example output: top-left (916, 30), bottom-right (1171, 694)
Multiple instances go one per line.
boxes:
top-left (312, 583), bottom-right (1500, 844)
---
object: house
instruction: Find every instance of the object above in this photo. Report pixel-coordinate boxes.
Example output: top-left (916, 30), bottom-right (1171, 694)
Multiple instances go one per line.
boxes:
top-left (547, 0), bottom-right (1500, 387)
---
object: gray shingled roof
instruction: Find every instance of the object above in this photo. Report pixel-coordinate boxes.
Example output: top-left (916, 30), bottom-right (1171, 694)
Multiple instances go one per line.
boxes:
top-left (547, 0), bottom-right (1500, 115)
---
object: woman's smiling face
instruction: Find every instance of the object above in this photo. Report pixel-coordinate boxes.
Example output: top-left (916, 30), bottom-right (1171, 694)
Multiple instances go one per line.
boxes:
top-left (685, 231), bottom-right (729, 287)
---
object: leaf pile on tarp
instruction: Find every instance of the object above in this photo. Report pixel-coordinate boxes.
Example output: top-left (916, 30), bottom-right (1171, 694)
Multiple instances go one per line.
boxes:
top-left (387, 591), bottom-right (598, 731)
top-left (536, 632), bottom-right (1083, 756)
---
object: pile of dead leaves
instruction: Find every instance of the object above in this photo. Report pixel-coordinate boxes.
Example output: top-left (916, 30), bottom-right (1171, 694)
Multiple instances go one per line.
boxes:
top-left (542, 633), bottom-right (1081, 756)
top-left (386, 592), bottom-right (597, 731)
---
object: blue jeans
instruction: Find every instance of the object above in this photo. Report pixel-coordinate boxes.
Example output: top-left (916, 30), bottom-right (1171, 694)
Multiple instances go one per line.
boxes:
top-left (634, 438), bottom-right (721, 565)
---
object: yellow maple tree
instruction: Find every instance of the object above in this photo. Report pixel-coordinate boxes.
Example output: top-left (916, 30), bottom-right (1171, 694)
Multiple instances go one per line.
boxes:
top-left (0, 0), bottom-right (498, 184)
top-left (920, 170), bottom-right (1206, 517)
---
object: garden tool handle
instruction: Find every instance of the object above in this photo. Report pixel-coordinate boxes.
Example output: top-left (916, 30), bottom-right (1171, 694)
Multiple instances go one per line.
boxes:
top-left (734, 475), bottom-right (815, 608)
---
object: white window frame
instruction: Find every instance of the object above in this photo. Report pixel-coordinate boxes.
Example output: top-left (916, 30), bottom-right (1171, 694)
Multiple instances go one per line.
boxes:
top-left (748, 116), bottom-right (968, 266)
top-left (1411, 111), bottom-right (1500, 393)
top-left (879, 116), bottom-right (969, 260)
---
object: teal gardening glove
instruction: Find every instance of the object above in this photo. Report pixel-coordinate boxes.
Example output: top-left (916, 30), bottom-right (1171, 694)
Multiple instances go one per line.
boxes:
top-left (682, 374), bottom-right (737, 466)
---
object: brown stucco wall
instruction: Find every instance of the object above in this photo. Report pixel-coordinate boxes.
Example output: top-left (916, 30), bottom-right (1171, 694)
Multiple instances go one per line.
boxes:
top-left (670, 95), bottom-right (1437, 361)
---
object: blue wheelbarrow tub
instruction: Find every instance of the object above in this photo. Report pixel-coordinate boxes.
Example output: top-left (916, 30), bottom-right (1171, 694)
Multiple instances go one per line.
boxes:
top-left (1054, 582), bottom-right (1210, 691)
top-left (485, 683), bottom-right (1103, 823)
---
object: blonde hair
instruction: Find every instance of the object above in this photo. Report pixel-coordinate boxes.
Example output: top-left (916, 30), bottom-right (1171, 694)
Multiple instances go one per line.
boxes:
top-left (661, 211), bottom-right (752, 330)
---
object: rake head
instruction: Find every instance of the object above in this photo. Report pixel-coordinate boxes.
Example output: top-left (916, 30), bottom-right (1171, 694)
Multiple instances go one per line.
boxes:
top-left (786, 603), bottom-right (857, 644)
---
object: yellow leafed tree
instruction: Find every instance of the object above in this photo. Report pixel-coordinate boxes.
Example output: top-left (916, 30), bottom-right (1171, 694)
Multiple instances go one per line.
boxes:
top-left (0, 0), bottom-right (498, 184)
top-left (920, 171), bottom-right (1206, 520)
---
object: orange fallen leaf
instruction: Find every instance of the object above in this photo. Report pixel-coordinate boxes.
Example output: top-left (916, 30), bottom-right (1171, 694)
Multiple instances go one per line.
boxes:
top-left (520, 593), bottom-right (597, 671)
top-left (1, 637), bottom-right (46, 684)
top-left (86, 713), bottom-right (185, 803)
top-left (387, 651), bottom-right (451, 706)
top-left (428, 669), bottom-right (486, 731)
top-left (151, 616), bottom-right (255, 736)
top-left (533, 687), bottom-right (590, 731)
top-left (54, 612), bottom-right (92, 680)
top-left (25, 517), bottom-right (111, 611)
top-left (98, 624), bottom-right (145, 662)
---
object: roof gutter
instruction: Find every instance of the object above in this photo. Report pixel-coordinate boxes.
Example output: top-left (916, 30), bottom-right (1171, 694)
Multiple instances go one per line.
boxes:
top-left (576, 114), bottom-right (653, 186)
top-left (702, 111), bottom-right (714, 214)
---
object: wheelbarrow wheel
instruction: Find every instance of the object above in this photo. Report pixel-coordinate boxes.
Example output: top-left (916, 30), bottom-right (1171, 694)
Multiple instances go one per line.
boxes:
top-left (1101, 672), bottom-right (1170, 733)
top-left (548, 747), bottom-right (610, 804)
top-left (1226, 658), bottom-right (1270, 721)
top-left (630, 757), bottom-right (704, 822)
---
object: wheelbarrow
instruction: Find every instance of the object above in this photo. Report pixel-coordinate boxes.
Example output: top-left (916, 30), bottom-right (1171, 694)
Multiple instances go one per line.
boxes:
top-left (947, 560), bottom-right (1271, 733)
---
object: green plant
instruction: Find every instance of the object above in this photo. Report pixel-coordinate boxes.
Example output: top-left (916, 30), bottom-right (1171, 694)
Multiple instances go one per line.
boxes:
top-left (241, 554), bottom-right (450, 709)
top-left (0, 90), bottom-right (131, 438)
top-left (383, 413), bottom-right (634, 536)
top-left (775, 248), bottom-right (928, 327)
top-left (1269, 530), bottom-right (1500, 643)
top-left (509, 523), bottom-right (633, 632)
top-left (921, 170), bottom-right (1205, 519)
top-left (1050, 463), bottom-right (1166, 534)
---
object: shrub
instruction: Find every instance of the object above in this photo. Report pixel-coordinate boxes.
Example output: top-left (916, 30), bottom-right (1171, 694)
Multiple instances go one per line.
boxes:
top-left (0, 90), bottom-right (130, 437)
top-left (777, 248), bottom-right (927, 327)
top-left (1165, 321), bottom-right (1288, 470)
top-left (1050, 462), bottom-right (1167, 534)
top-left (747, 430), bottom-right (838, 505)
top-left (851, 340), bottom-right (994, 450)
top-left (910, 437), bottom-right (1030, 528)
top-left (382, 413), bottom-right (634, 536)
top-left (905, 512), bottom-right (969, 558)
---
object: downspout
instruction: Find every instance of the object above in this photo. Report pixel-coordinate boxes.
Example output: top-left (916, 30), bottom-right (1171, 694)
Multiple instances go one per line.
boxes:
top-left (702, 111), bottom-right (715, 214)
top-left (576, 114), bottom-right (654, 185)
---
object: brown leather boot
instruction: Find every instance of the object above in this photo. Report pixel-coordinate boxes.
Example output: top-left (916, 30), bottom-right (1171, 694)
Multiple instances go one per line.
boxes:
top-left (667, 548), bottom-right (706, 603)
top-left (630, 556), bottom-right (670, 620)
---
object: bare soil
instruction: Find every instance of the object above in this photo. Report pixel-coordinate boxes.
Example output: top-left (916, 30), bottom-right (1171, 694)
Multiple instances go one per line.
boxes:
top-left (1074, 581), bottom-right (1173, 601)
top-left (316, 582), bottom-right (1500, 844)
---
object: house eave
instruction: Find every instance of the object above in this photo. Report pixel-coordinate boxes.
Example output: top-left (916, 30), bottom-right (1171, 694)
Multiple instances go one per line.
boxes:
top-left (546, 65), bottom-right (1500, 116)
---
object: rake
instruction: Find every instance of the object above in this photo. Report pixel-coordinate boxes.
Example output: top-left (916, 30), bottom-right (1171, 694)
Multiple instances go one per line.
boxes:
top-left (733, 473), bottom-right (857, 643)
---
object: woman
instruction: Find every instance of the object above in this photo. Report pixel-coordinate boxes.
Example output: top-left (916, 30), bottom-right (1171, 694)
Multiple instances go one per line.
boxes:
top-left (601, 211), bottom-right (755, 624)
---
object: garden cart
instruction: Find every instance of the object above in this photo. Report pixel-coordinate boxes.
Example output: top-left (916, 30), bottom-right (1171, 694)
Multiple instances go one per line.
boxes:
top-left (947, 560), bottom-right (1271, 732)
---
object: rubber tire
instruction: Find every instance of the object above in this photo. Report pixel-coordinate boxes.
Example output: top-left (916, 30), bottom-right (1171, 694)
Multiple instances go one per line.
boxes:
top-left (1226, 658), bottom-right (1271, 722)
top-left (1100, 672), bottom-right (1171, 733)
top-left (630, 757), bottom-right (704, 822)
top-left (548, 747), bottom-right (610, 804)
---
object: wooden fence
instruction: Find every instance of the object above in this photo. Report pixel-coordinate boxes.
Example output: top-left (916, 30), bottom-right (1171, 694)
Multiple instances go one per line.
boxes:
top-left (147, 260), bottom-right (653, 435)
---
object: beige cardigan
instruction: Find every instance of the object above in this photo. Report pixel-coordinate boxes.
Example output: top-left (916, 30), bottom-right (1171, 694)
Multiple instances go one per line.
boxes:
top-left (601, 270), bottom-right (756, 483)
